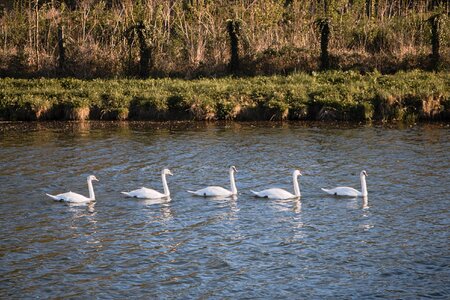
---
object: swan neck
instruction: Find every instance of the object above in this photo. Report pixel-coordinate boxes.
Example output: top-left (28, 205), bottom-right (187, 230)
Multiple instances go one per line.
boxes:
top-left (162, 173), bottom-right (170, 196)
top-left (293, 173), bottom-right (301, 197)
top-left (229, 169), bottom-right (237, 195)
top-left (360, 175), bottom-right (368, 197)
top-left (87, 179), bottom-right (95, 200)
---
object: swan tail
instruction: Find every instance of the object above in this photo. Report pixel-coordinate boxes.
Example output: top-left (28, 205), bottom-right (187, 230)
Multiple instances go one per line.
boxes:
top-left (186, 190), bottom-right (197, 195)
top-left (321, 188), bottom-right (331, 194)
top-left (250, 190), bottom-right (260, 197)
top-left (121, 192), bottom-right (132, 197)
top-left (46, 193), bottom-right (60, 201)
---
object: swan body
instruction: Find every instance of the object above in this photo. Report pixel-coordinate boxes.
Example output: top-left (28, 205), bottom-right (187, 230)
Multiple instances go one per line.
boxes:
top-left (187, 166), bottom-right (237, 197)
top-left (251, 188), bottom-right (297, 199)
top-left (46, 175), bottom-right (98, 203)
top-left (321, 170), bottom-right (368, 197)
top-left (321, 187), bottom-right (362, 197)
top-left (122, 169), bottom-right (172, 199)
top-left (121, 187), bottom-right (167, 199)
top-left (251, 170), bottom-right (302, 200)
top-left (188, 186), bottom-right (234, 197)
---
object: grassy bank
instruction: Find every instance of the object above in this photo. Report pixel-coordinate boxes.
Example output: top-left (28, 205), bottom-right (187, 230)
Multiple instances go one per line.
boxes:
top-left (0, 70), bottom-right (449, 122)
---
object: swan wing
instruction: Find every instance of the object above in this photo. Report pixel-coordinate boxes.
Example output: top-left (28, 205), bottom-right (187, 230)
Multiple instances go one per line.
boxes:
top-left (48, 191), bottom-right (91, 203)
top-left (322, 187), bottom-right (361, 197)
top-left (188, 186), bottom-right (232, 197)
top-left (122, 187), bottom-right (166, 199)
top-left (251, 188), bottom-right (295, 200)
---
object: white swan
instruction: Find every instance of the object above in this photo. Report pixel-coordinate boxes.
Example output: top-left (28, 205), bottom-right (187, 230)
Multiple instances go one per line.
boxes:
top-left (251, 170), bottom-right (302, 200)
top-left (46, 175), bottom-right (99, 203)
top-left (321, 170), bottom-right (368, 197)
top-left (187, 166), bottom-right (237, 197)
top-left (121, 169), bottom-right (173, 199)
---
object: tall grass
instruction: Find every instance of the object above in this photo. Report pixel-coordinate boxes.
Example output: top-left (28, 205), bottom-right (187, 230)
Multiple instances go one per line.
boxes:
top-left (0, 0), bottom-right (448, 78)
top-left (0, 70), bottom-right (448, 122)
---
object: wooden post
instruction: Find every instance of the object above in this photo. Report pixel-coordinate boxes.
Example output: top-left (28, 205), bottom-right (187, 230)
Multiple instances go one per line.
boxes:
top-left (35, 0), bottom-right (40, 70)
top-left (429, 14), bottom-right (441, 70)
top-left (227, 19), bottom-right (240, 74)
top-left (135, 22), bottom-right (150, 78)
top-left (124, 22), bottom-right (151, 78)
top-left (57, 25), bottom-right (66, 71)
top-left (316, 18), bottom-right (331, 70)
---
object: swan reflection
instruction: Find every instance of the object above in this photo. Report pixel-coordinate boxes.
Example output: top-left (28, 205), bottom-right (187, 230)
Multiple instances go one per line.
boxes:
top-left (65, 202), bottom-right (102, 248)
top-left (270, 197), bottom-right (301, 213)
top-left (141, 198), bottom-right (174, 221)
top-left (362, 196), bottom-right (369, 209)
top-left (196, 194), bottom-right (238, 202)
top-left (142, 197), bottom-right (171, 206)
top-left (293, 198), bottom-right (302, 214)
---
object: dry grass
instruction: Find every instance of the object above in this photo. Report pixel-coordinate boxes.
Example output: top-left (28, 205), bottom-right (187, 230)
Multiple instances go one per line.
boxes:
top-left (0, 1), bottom-right (448, 78)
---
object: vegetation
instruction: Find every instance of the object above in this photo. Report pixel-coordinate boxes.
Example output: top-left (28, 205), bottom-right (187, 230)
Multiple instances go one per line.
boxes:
top-left (0, 71), bottom-right (448, 122)
top-left (1, 1), bottom-right (447, 122)
top-left (0, 0), bottom-right (448, 78)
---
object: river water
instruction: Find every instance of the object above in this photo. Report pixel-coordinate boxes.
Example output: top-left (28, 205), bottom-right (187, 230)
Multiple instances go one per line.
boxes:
top-left (0, 121), bottom-right (449, 298)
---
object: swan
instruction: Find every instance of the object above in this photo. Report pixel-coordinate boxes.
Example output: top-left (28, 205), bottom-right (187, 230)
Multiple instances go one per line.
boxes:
top-left (187, 166), bottom-right (237, 197)
top-left (321, 170), bottom-right (368, 197)
top-left (46, 175), bottom-right (99, 203)
top-left (251, 170), bottom-right (302, 200)
top-left (121, 169), bottom-right (173, 199)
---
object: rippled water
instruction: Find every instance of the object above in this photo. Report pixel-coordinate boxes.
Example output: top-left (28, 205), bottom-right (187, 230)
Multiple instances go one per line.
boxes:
top-left (1, 121), bottom-right (449, 298)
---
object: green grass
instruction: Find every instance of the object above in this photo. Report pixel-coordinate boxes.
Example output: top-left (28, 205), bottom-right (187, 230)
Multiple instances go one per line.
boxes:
top-left (0, 70), bottom-right (448, 122)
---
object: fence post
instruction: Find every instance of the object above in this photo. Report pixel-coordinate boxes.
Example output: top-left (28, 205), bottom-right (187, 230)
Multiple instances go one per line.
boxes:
top-left (316, 18), bottom-right (331, 70)
top-left (227, 19), bottom-right (240, 74)
top-left (57, 25), bottom-right (66, 71)
top-left (428, 14), bottom-right (442, 70)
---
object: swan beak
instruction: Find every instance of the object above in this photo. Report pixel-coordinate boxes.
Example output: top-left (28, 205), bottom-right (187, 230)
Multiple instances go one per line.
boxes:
top-left (93, 178), bottom-right (99, 181)
top-left (169, 172), bottom-right (173, 176)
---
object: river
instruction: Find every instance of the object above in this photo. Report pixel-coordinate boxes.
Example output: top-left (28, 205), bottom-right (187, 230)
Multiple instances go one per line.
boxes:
top-left (1, 121), bottom-right (449, 298)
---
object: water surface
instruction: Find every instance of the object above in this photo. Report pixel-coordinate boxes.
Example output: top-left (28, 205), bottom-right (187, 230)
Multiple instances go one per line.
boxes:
top-left (1, 121), bottom-right (449, 298)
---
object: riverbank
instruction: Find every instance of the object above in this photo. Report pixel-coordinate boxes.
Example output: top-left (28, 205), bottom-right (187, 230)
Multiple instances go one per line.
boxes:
top-left (1, 70), bottom-right (448, 122)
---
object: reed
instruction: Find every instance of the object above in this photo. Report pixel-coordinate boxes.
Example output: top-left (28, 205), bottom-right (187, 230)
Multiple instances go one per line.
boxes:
top-left (0, 1), bottom-right (448, 78)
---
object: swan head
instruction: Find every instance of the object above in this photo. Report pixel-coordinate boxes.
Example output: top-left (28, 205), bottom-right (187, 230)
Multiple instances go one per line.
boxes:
top-left (293, 169), bottom-right (302, 176)
top-left (162, 169), bottom-right (173, 176)
top-left (360, 170), bottom-right (368, 177)
top-left (88, 175), bottom-right (99, 182)
top-left (230, 166), bottom-right (237, 173)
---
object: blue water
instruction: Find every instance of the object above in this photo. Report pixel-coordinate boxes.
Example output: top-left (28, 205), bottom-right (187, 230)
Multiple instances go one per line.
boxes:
top-left (0, 122), bottom-right (449, 298)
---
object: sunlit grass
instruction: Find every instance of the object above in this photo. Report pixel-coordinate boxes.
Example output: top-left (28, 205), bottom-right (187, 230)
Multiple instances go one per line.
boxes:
top-left (0, 70), bottom-right (448, 122)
